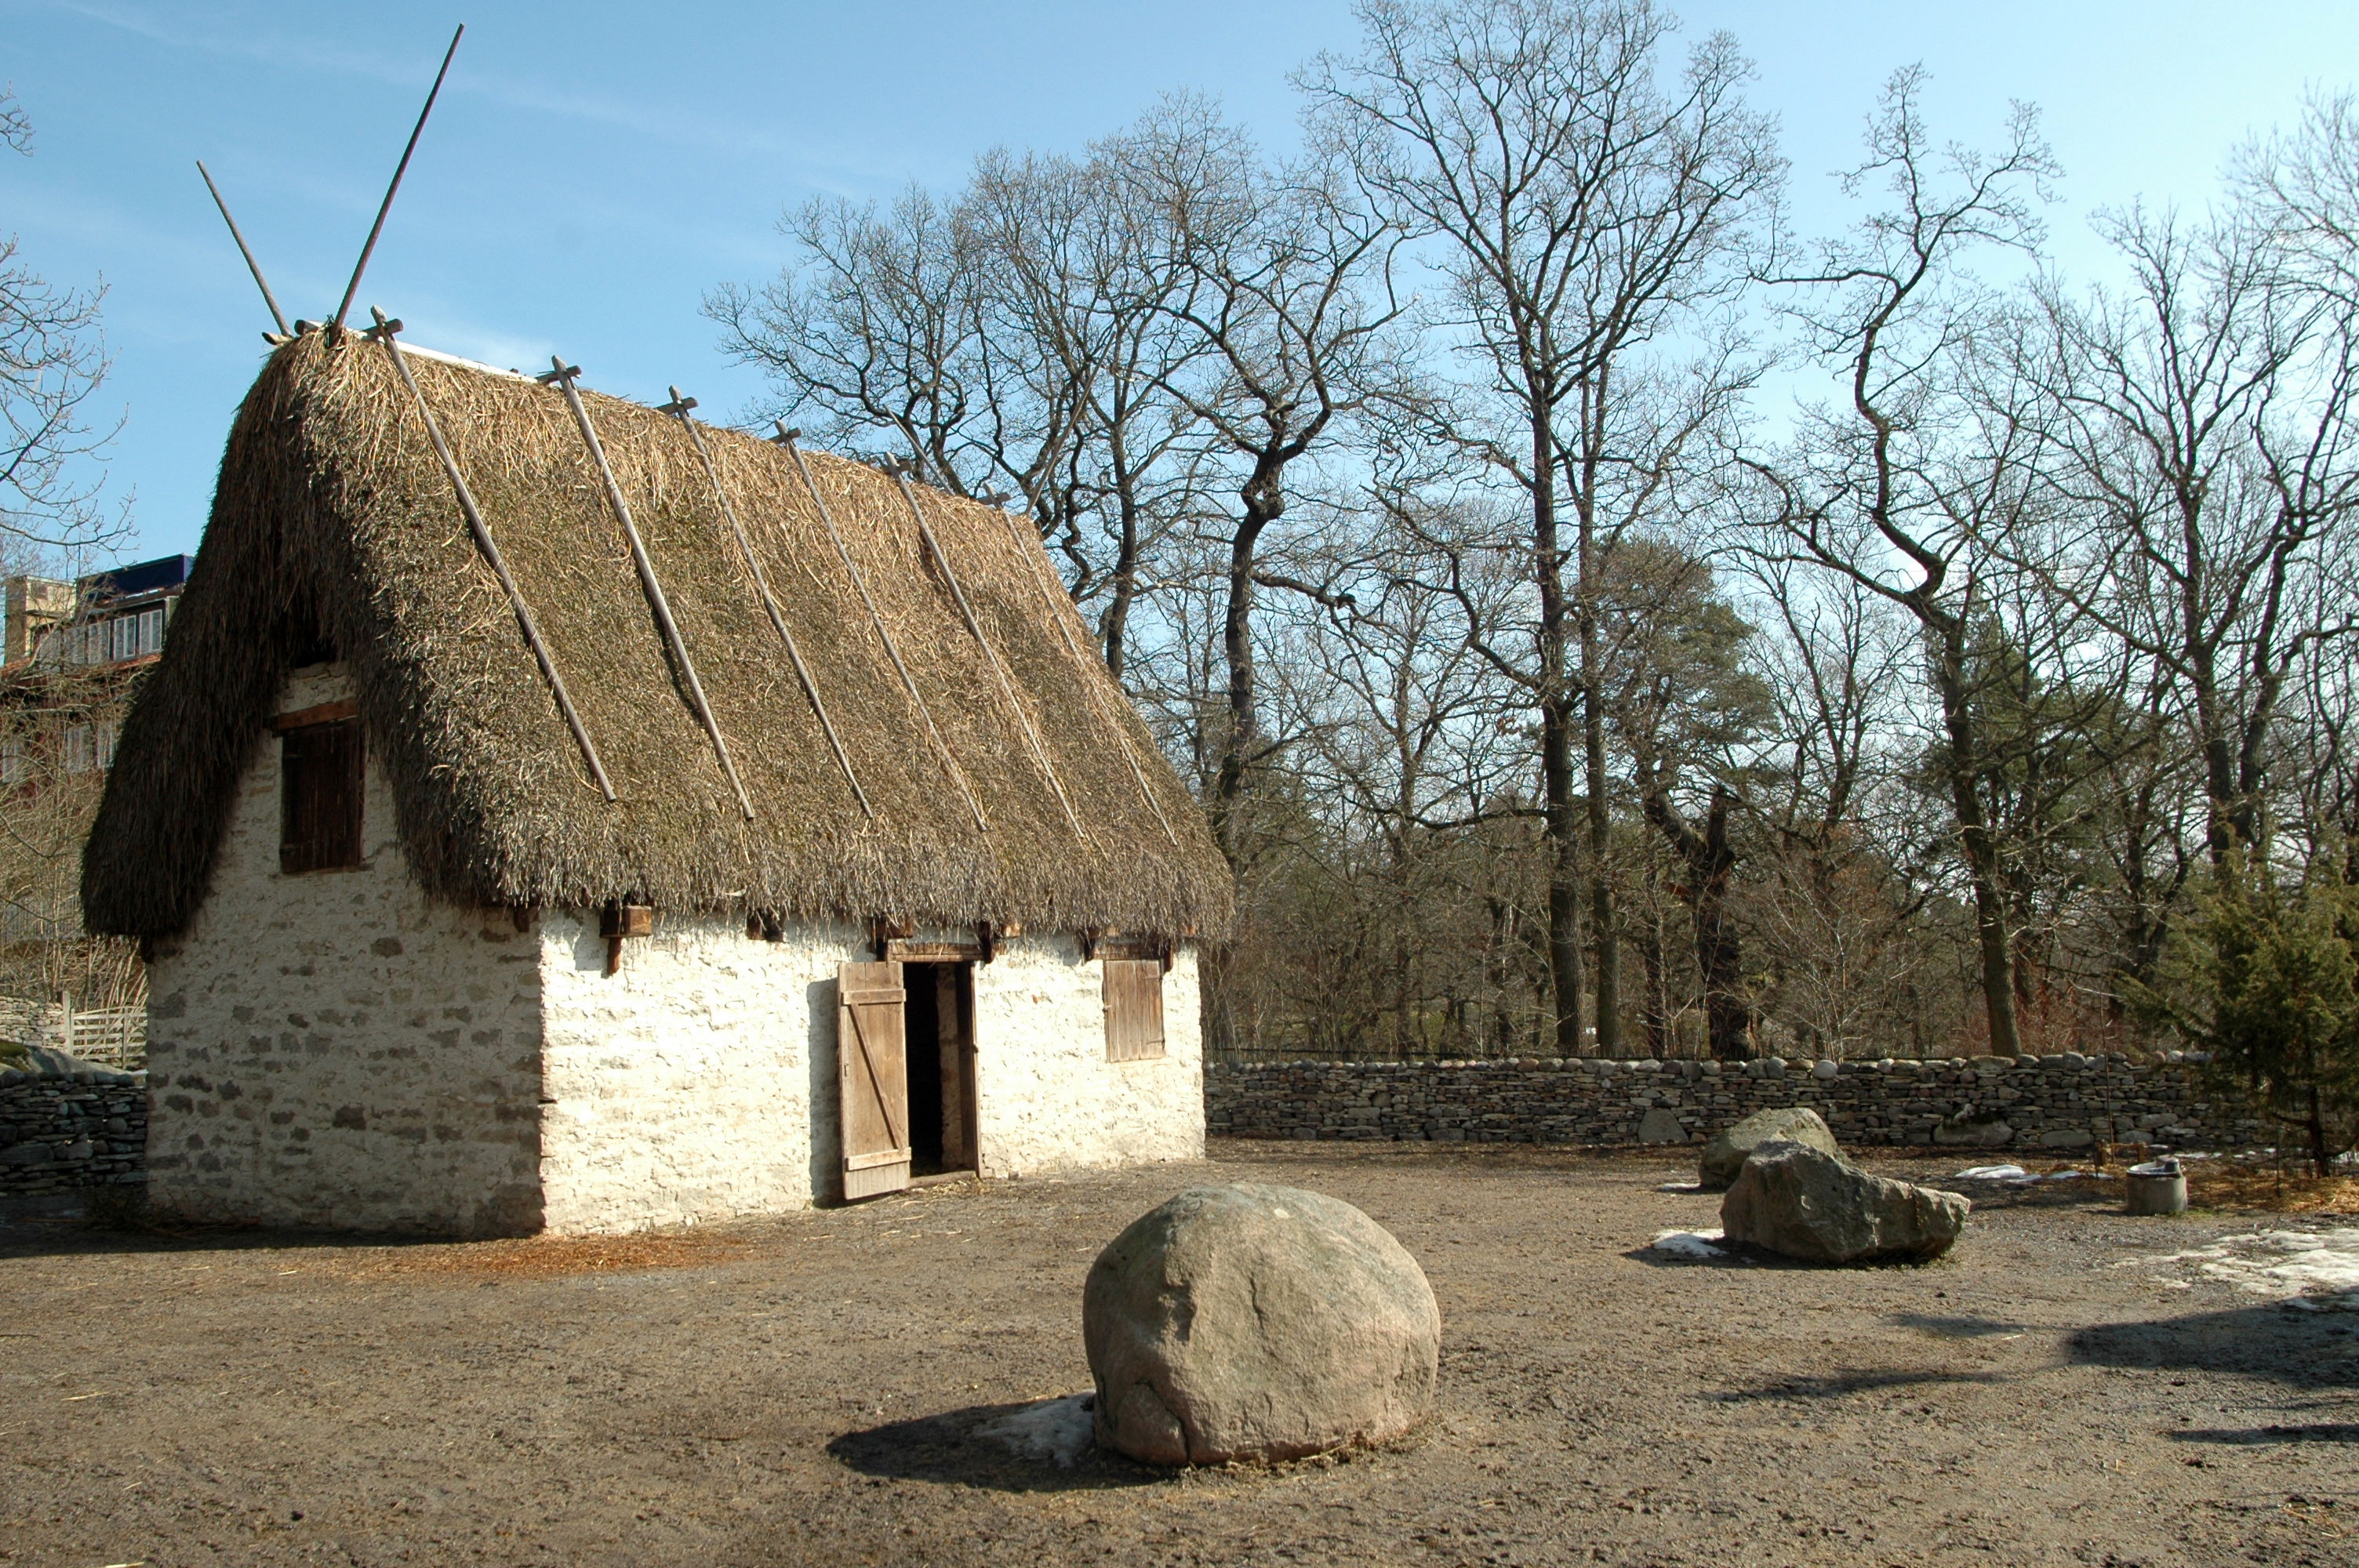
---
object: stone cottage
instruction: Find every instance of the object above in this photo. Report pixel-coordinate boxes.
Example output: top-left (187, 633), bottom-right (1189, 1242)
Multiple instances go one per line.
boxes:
top-left (81, 323), bottom-right (1230, 1236)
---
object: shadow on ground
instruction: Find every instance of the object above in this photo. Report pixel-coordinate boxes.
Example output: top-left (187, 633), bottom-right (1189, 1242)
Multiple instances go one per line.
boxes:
top-left (2070, 1301), bottom-right (2359, 1389)
top-left (0, 1213), bottom-right (463, 1259)
top-left (1889, 1312), bottom-right (2036, 1338)
top-left (2172, 1423), bottom-right (2359, 1444)
top-left (1712, 1369), bottom-right (2008, 1402)
top-left (827, 1402), bottom-right (1163, 1494)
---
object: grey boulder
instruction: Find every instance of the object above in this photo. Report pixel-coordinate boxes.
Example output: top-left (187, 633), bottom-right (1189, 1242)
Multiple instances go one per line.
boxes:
top-left (1721, 1139), bottom-right (1970, 1265)
top-left (1637, 1107), bottom-right (1688, 1144)
top-left (1699, 1105), bottom-right (1838, 1189)
top-left (1083, 1182), bottom-right (1440, 1466)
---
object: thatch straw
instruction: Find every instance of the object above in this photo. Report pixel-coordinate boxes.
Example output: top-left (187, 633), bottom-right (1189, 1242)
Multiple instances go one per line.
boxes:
top-left (81, 332), bottom-right (1231, 940)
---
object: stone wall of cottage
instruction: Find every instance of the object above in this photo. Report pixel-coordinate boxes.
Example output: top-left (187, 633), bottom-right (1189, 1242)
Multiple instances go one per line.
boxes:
top-left (1207, 1052), bottom-right (2266, 1152)
top-left (142, 664), bottom-right (545, 1236)
top-left (0, 1071), bottom-right (145, 1196)
top-left (972, 940), bottom-right (1205, 1181)
top-left (535, 912), bottom-right (838, 1233)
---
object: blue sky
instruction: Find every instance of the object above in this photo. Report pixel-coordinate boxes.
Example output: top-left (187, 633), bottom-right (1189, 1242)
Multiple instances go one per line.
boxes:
top-left (5, 0), bottom-right (2357, 561)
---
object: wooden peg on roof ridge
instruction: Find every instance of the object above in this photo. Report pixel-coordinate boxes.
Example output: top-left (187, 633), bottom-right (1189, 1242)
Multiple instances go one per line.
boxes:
top-left (657, 387), bottom-right (698, 418)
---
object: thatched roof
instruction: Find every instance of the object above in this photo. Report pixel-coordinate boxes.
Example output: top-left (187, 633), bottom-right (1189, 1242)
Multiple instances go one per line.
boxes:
top-left (82, 331), bottom-right (1230, 940)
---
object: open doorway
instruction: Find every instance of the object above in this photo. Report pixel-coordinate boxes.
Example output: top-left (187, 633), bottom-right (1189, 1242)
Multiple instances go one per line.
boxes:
top-left (901, 961), bottom-right (978, 1176)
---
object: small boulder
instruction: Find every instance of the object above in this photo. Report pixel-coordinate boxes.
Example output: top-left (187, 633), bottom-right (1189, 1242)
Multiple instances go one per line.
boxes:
top-left (1637, 1108), bottom-right (1688, 1144)
top-left (1699, 1105), bottom-right (1838, 1189)
top-left (1721, 1140), bottom-right (1969, 1265)
top-left (1083, 1183), bottom-right (1440, 1466)
top-left (1933, 1116), bottom-right (2014, 1147)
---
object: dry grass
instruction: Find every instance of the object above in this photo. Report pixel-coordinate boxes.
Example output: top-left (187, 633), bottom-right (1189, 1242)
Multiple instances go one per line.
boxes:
top-left (2186, 1163), bottom-right (2359, 1215)
top-left (85, 328), bottom-right (1229, 939)
top-left (324, 1229), bottom-right (757, 1281)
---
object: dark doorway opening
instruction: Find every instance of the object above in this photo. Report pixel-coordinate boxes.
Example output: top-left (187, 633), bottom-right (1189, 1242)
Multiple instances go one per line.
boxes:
top-left (902, 962), bottom-right (978, 1176)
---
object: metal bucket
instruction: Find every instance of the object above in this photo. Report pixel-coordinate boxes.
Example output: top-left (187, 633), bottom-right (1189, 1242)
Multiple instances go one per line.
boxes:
top-left (2125, 1157), bottom-right (2188, 1215)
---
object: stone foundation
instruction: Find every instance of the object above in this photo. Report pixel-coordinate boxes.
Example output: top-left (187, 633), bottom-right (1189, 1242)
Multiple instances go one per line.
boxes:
top-left (1207, 1053), bottom-right (2266, 1152)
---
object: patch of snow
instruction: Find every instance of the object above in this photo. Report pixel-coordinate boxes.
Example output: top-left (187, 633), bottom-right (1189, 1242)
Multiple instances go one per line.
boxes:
top-left (976, 1393), bottom-right (1096, 1468)
top-left (2127, 1228), bottom-right (2359, 1309)
top-left (1954, 1164), bottom-right (2030, 1181)
top-left (1656, 1181), bottom-right (1705, 1193)
top-left (1650, 1228), bottom-right (1729, 1261)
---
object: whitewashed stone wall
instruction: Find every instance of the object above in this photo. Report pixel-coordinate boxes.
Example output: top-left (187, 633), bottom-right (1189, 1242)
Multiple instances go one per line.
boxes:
top-left (143, 664), bottom-right (544, 1236)
top-left (972, 938), bottom-right (1204, 1180)
top-left (535, 913), bottom-right (843, 1232)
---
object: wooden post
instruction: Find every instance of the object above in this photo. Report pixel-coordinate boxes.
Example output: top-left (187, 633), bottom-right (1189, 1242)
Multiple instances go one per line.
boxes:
top-left (367, 312), bottom-right (616, 800)
top-left (892, 473), bottom-right (1090, 848)
top-left (660, 389), bottom-right (871, 817)
top-left (543, 358), bottom-right (755, 821)
top-left (195, 161), bottom-right (291, 338)
top-left (987, 500), bottom-right (1180, 848)
top-left (776, 428), bottom-right (988, 834)
top-left (331, 26), bottom-right (463, 338)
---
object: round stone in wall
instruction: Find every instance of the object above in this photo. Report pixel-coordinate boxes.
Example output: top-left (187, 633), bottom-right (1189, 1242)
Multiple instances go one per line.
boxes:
top-left (1083, 1182), bottom-right (1441, 1466)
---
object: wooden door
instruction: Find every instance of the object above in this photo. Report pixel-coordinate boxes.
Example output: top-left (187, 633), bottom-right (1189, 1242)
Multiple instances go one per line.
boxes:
top-left (838, 960), bottom-right (911, 1200)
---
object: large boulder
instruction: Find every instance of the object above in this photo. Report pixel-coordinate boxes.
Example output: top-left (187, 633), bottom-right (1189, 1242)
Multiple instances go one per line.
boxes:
top-left (1720, 1140), bottom-right (1970, 1265)
top-left (1699, 1105), bottom-right (1838, 1189)
top-left (1083, 1182), bottom-right (1440, 1466)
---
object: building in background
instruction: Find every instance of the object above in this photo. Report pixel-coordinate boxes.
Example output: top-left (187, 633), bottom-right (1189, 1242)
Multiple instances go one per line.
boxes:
top-left (5, 554), bottom-right (191, 670)
top-left (0, 554), bottom-right (187, 1030)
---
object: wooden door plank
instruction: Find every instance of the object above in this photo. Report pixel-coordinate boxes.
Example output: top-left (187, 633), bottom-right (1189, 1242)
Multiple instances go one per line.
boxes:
top-left (837, 960), bottom-right (911, 1200)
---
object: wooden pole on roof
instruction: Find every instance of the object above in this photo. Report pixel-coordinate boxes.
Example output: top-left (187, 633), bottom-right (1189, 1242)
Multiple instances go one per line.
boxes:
top-left (774, 426), bottom-right (989, 835)
top-left (983, 495), bottom-right (1180, 848)
top-left (194, 162), bottom-right (291, 339)
top-left (541, 357), bottom-right (755, 822)
top-left (365, 310), bottom-right (615, 802)
top-left (660, 387), bottom-right (872, 818)
top-left (893, 472), bottom-right (1091, 849)
top-left (330, 24), bottom-right (463, 339)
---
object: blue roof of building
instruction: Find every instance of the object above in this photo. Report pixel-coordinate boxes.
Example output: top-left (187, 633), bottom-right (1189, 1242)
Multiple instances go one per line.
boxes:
top-left (79, 555), bottom-right (191, 601)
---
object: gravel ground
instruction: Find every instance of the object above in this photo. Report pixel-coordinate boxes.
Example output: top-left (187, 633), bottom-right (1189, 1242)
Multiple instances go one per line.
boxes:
top-left (2, 1140), bottom-right (2354, 1567)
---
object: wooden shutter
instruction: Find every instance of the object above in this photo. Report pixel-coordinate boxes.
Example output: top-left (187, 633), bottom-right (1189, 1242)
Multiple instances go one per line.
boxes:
top-left (837, 960), bottom-right (911, 1200)
top-left (280, 719), bottom-right (365, 874)
top-left (1103, 957), bottom-right (1166, 1062)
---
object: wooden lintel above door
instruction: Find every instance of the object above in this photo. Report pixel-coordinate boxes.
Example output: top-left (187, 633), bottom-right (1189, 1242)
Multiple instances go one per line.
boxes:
top-left (884, 939), bottom-right (986, 963)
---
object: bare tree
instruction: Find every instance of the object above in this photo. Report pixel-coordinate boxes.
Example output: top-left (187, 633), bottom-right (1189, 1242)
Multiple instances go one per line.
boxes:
top-left (2010, 200), bottom-right (2359, 870)
top-left (1118, 117), bottom-right (1403, 835)
top-left (2, 89), bottom-right (128, 557)
top-left (1303, 0), bottom-right (1780, 1054)
top-left (1740, 68), bottom-right (2066, 1058)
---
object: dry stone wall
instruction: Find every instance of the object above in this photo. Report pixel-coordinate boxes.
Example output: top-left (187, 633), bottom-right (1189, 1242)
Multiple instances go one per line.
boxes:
top-left (1208, 1052), bottom-right (2266, 1153)
top-left (0, 1071), bottom-right (145, 1196)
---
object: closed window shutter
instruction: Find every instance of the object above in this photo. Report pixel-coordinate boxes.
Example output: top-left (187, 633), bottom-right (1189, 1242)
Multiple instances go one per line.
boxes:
top-left (1103, 957), bottom-right (1166, 1062)
top-left (281, 720), bottom-right (365, 874)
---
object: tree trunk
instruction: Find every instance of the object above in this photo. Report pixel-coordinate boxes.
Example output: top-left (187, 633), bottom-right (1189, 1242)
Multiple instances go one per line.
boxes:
top-left (1645, 783), bottom-right (1755, 1062)
top-left (1932, 624), bottom-right (2023, 1058)
top-left (1532, 411), bottom-right (1586, 1053)
top-left (1198, 467), bottom-right (1281, 1055)
top-left (1572, 416), bottom-right (1619, 1057)
top-left (1637, 916), bottom-right (1667, 1058)
top-left (1101, 435), bottom-right (1141, 677)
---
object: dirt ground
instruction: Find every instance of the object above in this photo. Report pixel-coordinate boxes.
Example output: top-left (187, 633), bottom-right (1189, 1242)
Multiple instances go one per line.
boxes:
top-left (3, 1141), bottom-right (2355, 1568)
